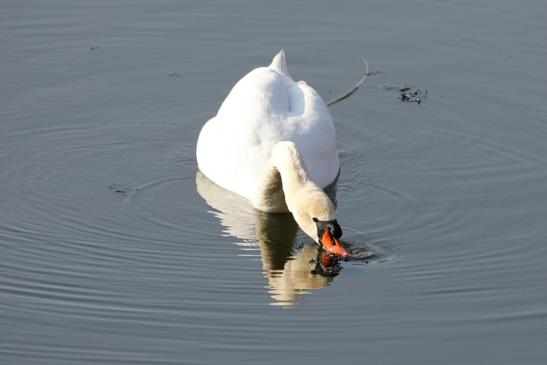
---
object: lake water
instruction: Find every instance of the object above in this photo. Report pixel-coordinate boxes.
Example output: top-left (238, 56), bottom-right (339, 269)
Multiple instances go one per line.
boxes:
top-left (2, 0), bottom-right (547, 364)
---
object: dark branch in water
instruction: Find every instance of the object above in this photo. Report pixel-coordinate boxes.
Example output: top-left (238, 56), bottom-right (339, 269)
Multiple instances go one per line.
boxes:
top-left (326, 58), bottom-right (369, 107)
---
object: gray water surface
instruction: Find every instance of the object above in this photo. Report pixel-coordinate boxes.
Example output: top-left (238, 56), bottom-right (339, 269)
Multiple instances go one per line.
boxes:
top-left (2, 1), bottom-right (547, 364)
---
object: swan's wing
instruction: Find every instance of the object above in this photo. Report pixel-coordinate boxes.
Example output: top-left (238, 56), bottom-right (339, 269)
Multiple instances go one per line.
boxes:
top-left (197, 65), bottom-right (289, 199)
top-left (217, 73), bottom-right (293, 121)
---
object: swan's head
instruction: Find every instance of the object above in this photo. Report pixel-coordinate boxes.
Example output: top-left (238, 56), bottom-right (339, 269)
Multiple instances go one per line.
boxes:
top-left (270, 141), bottom-right (350, 257)
top-left (290, 186), bottom-right (351, 257)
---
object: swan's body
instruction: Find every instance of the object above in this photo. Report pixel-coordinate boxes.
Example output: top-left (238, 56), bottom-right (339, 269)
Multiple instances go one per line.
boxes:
top-left (197, 50), bottom-right (339, 209)
top-left (197, 51), bottom-right (348, 255)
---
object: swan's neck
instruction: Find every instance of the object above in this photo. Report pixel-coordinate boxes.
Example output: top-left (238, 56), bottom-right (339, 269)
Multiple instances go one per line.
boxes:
top-left (253, 141), bottom-right (336, 243)
top-left (253, 141), bottom-right (314, 213)
top-left (272, 142), bottom-right (311, 194)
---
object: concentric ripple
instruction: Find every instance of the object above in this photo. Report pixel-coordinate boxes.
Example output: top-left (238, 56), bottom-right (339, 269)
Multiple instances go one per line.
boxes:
top-left (2, 0), bottom-right (547, 363)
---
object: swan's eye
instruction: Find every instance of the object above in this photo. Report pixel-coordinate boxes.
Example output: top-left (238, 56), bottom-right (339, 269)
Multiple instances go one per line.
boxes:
top-left (312, 217), bottom-right (318, 223)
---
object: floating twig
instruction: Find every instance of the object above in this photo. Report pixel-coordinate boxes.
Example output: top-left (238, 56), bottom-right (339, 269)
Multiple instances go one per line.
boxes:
top-left (327, 58), bottom-right (369, 107)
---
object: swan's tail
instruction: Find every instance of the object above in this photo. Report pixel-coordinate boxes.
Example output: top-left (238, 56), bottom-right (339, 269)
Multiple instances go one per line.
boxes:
top-left (269, 50), bottom-right (291, 77)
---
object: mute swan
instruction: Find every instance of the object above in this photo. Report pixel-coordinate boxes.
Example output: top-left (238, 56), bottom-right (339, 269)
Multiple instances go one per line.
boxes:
top-left (196, 50), bottom-right (350, 256)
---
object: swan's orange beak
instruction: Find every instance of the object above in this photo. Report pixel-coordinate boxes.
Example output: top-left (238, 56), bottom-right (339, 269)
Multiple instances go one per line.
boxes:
top-left (320, 229), bottom-right (351, 257)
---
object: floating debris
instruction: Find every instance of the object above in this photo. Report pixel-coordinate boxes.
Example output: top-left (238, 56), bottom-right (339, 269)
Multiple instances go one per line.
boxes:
top-left (366, 70), bottom-right (382, 76)
top-left (399, 87), bottom-right (427, 104)
top-left (377, 84), bottom-right (428, 104)
top-left (108, 183), bottom-right (129, 194)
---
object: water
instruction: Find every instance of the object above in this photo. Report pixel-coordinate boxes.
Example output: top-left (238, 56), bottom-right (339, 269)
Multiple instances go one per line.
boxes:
top-left (2, 0), bottom-right (547, 364)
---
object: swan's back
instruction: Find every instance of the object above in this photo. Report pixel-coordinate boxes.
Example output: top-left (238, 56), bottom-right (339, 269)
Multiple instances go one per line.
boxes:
top-left (196, 51), bottom-right (339, 203)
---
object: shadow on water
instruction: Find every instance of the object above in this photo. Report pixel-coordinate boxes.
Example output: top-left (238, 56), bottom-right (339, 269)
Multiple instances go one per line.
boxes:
top-left (195, 170), bottom-right (389, 306)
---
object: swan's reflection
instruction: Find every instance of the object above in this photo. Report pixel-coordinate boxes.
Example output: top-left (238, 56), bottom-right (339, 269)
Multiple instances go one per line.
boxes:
top-left (196, 170), bottom-right (340, 306)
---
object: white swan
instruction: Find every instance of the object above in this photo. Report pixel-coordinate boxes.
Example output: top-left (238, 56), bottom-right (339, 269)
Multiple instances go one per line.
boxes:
top-left (196, 50), bottom-right (349, 256)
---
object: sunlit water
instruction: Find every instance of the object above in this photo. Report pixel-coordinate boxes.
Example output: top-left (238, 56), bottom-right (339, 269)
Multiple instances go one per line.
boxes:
top-left (2, 0), bottom-right (547, 364)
